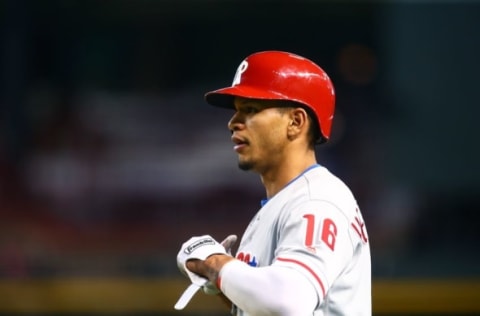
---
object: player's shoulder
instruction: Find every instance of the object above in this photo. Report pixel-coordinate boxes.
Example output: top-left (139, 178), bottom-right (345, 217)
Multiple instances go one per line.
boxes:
top-left (299, 165), bottom-right (357, 208)
top-left (305, 165), bottom-right (352, 193)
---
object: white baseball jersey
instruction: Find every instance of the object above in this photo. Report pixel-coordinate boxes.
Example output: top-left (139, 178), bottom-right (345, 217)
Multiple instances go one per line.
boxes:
top-left (231, 164), bottom-right (371, 315)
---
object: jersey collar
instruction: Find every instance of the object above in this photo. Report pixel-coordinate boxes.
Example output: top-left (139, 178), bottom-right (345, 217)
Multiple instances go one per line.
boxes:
top-left (260, 164), bottom-right (321, 207)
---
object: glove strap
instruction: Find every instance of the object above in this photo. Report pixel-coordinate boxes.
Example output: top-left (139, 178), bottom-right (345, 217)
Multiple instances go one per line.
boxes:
top-left (174, 278), bottom-right (208, 310)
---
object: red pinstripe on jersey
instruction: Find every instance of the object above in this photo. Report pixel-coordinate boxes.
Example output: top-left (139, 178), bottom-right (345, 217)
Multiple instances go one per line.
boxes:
top-left (276, 257), bottom-right (326, 298)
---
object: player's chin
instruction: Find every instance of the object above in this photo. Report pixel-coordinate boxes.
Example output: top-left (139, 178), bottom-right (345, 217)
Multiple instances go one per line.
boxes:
top-left (238, 159), bottom-right (254, 171)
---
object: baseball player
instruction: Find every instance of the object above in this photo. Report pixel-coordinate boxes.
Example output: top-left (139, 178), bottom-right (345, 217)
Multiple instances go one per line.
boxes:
top-left (175, 51), bottom-right (371, 315)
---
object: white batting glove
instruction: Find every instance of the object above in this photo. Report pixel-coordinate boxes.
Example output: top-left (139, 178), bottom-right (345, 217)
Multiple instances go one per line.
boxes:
top-left (176, 235), bottom-right (227, 287)
top-left (203, 234), bottom-right (237, 295)
top-left (175, 234), bottom-right (237, 310)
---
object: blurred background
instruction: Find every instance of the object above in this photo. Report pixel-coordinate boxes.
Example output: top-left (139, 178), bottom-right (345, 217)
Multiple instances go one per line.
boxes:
top-left (1, 0), bottom-right (479, 315)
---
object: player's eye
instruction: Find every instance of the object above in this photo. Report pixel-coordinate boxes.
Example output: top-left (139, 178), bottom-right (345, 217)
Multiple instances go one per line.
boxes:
top-left (242, 106), bottom-right (259, 114)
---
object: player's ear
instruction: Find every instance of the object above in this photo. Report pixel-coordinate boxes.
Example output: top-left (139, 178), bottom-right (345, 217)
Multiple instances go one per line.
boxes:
top-left (287, 108), bottom-right (308, 140)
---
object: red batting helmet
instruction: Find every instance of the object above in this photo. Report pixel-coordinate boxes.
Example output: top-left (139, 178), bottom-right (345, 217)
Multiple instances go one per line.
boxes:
top-left (205, 50), bottom-right (335, 143)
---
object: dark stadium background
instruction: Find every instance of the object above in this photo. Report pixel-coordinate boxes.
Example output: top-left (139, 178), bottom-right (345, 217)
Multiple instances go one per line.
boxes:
top-left (0, 0), bottom-right (479, 315)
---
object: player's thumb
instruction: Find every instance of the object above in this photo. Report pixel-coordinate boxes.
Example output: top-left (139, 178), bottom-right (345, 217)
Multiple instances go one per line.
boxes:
top-left (221, 234), bottom-right (238, 255)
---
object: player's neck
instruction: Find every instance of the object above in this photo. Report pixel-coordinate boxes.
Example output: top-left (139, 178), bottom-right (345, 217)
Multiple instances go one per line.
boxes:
top-left (260, 149), bottom-right (317, 199)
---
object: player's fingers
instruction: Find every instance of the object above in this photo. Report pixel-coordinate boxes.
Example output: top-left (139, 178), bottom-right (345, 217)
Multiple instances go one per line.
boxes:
top-left (185, 262), bottom-right (196, 275)
top-left (186, 258), bottom-right (200, 268)
top-left (186, 259), bottom-right (212, 282)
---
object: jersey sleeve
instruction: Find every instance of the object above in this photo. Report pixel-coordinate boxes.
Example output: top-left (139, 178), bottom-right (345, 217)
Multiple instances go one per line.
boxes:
top-left (272, 199), bottom-right (356, 302)
top-left (219, 260), bottom-right (318, 315)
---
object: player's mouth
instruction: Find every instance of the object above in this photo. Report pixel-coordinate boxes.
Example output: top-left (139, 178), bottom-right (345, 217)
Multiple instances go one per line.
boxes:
top-left (231, 135), bottom-right (249, 152)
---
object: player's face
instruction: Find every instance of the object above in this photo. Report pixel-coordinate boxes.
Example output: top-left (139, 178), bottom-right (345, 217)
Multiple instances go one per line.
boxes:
top-left (228, 97), bottom-right (291, 173)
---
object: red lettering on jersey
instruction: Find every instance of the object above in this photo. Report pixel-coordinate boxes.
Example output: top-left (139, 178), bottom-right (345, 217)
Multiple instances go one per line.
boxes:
top-left (321, 218), bottom-right (337, 251)
top-left (236, 252), bottom-right (258, 267)
top-left (351, 208), bottom-right (368, 243)
top-left (303, 214), bottom-right (315, 247)
top-left (237, 252), bottom-right (251, 263)
top-left (303, 214), bottom-right (337, 252)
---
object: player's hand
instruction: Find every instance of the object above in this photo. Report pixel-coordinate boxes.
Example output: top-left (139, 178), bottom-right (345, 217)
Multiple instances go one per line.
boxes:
top-left (203, 234), bottom-right (237, 295)
top-left (174, 235), bottom-right (235, 310)
top-left (177, 235), bottom-right (227, 287)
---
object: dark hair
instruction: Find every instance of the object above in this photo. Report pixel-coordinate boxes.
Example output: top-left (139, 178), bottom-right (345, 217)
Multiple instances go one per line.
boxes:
top-left (304, 107), bottom-right (325, 146)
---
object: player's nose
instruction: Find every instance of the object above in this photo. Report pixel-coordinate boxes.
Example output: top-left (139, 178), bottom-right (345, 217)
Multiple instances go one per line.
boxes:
top-left (228, 111), bottom-right (245, 132)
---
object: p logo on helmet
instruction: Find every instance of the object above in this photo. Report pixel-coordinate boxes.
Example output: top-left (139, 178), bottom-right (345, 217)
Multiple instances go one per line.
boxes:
top-left (232, 60), bottom-right (249, 86)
